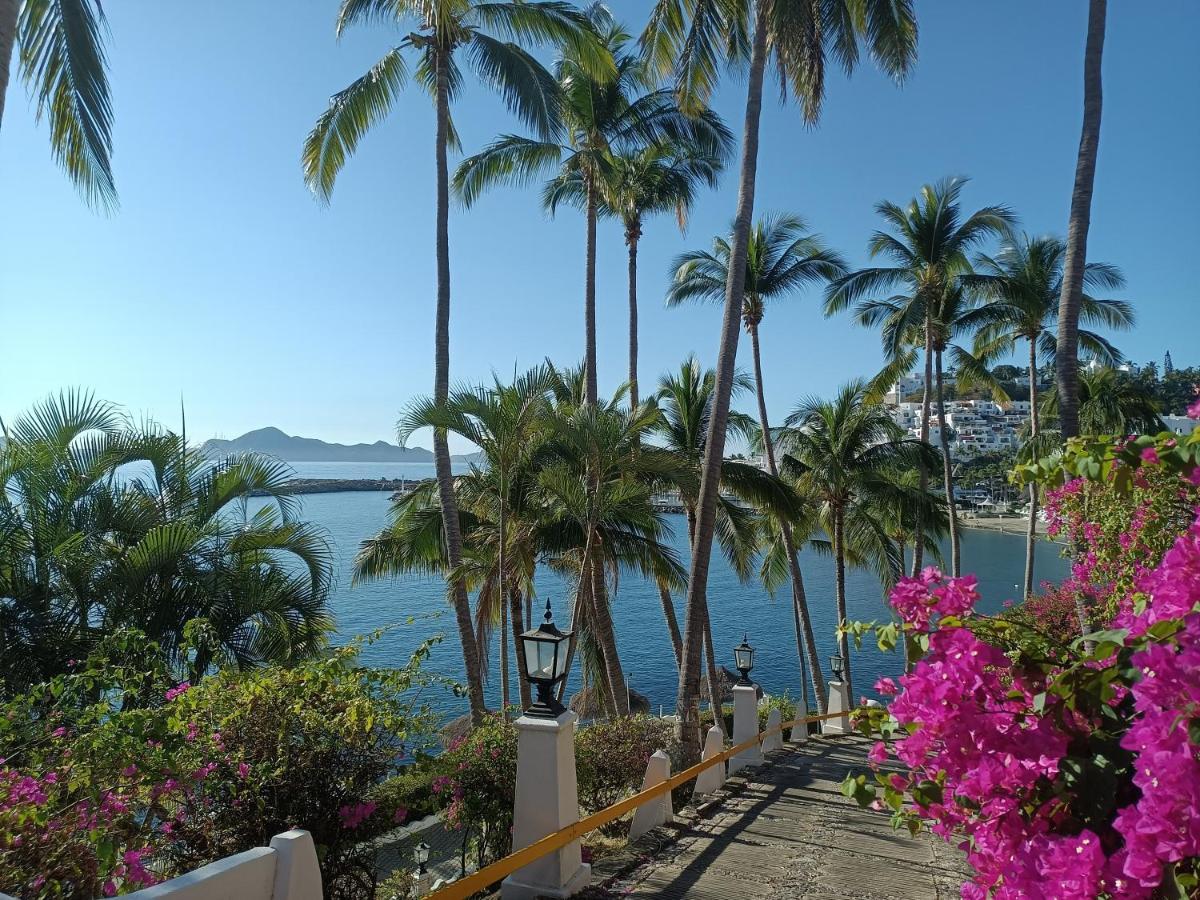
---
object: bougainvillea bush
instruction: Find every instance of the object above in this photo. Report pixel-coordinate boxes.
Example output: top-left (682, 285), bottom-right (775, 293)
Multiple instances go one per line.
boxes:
top-left (0, 631), bottom-right (441, 898)
top-left (845, 413), bottom-right (1200, 899)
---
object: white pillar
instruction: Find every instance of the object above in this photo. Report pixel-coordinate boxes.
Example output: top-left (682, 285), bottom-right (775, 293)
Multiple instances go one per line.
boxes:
top-left (411, 871), bottom-right (432, 898)
top-left (694, 725), bottom-right (726, 795)
top-left (821, 680), bottom-right (852, 735)
top-left (761, 707), bottom-right (783, 753)
top-left (789, 712), bottom-right (810, 745)
top-left (728, 683), bottom-right (762, 774)
top-left (628, 750), bottom-right (672, 840)
top-left (268, 829), bottom-right (322, 900)
top-left (501, 711), bottom-right (591, 900)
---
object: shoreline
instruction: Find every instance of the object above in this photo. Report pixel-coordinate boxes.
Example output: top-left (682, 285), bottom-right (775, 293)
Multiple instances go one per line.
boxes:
top-left (961, 515), bottom-right (1051, 538)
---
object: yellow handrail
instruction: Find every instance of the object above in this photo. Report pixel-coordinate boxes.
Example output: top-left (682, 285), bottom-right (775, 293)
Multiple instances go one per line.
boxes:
top-left (424, 710), bottom-right (847, 900)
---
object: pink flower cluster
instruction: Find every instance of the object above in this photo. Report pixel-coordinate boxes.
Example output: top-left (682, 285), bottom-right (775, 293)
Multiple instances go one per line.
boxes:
top-left (338, 800), bottom-right (377, 829)
top-left (888, 568), bottom-right (979, 632)
top-left (164, 681), bottom-right (190, 701)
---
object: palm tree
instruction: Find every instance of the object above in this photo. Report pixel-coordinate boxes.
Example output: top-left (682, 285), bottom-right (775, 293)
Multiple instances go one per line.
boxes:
top-left (642, 0), bottom-right (917, 761)
top-left (0, 0), bottom-right (116, 208)
top-left (1056, 0), bottom-right (1110, 441)
top-left (305, 0), bottom-right (607, 725)
top-left (777, 381), bottom-right (938, 700)
top-left (825, 177), bottom-right (1014, 578)
top-left (1040, 367), bottom-right (1160, 438)
top-left (965, 234), bottom-right (1133, 597)
top-left (667, 214), bottom-right (845, 710)
top-left (454, 8), bottom-right (731, 407)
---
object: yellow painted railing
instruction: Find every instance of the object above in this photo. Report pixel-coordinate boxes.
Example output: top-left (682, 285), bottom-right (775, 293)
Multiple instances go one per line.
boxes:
top-left (424, 710), bottom-right (847, 900)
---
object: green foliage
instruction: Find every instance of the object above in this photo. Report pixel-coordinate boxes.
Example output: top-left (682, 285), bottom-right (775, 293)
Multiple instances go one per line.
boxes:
top-left (434, 715), bottom-right (518, 865)
top-left (575, 715), bottom-right (682, 830)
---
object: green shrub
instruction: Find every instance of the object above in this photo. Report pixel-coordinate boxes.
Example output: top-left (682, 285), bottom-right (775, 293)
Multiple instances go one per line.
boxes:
top-left (576, 716), bottom-right (680, 832)
top-left (758, 692), bottom-right (798, 730)
top-left (433, 715), bottom-right (518, 866)
top-left (370, 761), bottom-right (449, 824)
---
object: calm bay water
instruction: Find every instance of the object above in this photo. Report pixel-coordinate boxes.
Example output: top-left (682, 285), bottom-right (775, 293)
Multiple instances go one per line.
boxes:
top-left (259, 462), bottom-right (1070, 719)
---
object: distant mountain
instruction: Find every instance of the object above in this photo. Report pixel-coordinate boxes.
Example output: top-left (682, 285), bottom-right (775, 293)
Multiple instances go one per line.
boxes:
top-left (201, 427), bottom-right (482, 464)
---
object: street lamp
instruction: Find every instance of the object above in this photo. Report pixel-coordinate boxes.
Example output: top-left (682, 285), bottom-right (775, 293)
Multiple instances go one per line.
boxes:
top-left (829, 653), bottom-right (846, 682)
top-left (518, 599), bottom-right (573, 718)
top-left (414, 841), bottom-right (430, 875)
top-left (733, 634), bottom-right (755, 686)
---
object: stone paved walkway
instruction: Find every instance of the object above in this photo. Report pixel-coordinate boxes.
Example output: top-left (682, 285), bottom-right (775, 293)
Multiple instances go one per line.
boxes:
top-left (582, 736), bottom-right (967, 900)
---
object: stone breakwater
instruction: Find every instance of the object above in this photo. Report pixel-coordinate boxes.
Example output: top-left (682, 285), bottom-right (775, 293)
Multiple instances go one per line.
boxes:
top-left (248, 477), bottom-right (431, 497)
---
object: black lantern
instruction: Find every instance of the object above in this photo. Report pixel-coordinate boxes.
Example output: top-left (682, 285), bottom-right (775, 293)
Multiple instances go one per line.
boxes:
top-left (830, 653), bottom-right (846, 681)
top-left (733, 634), bottom-right (755, 685)
top-left (414, 841), bottom-right (430, 875)
top-left (519, 600), bottom-right (573, 717)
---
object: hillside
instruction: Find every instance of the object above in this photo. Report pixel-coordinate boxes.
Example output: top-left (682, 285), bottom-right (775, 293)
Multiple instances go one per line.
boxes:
top-left (201, 427), bottom-right (481, 463)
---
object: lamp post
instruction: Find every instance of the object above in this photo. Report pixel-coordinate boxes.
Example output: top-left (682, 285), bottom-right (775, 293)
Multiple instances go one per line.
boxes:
top-left (830, 653), bottom-right (846, 683)
top-left (733, 634), bottom-right (755, 686)
top-left (517, 600), bottom-right (573, 718)
top-left (414, 842), bottom-right (430, 876)
top-left (823, 653), bottom-right (851, 736)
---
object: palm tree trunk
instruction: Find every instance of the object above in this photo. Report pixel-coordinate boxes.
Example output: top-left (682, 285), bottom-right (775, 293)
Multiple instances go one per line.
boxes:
top-left (834, 506), bottom-right (853, 701)
top-left (500, 587), bottom-right (510, 712)
top-left (584, 179), bottom-right (599, 406)
top-left (1023, 341), bottom-right (1040, 599)
top-left (934, 350), bottom-right (960, 576)
top-left (912, 323), bottom-right (934, 576)
top-left (434, 53), bottom-right (485, 725)
top-left (626, 218), bottom-right (641, 408)
top-left (702, 615), bottom-right (727, 738)
top-left (747, 319), bottom-right (826, 711)
top-left (674, 0), bottom-right (769, 767)
top-left (657, 580), bottom-right (683, 667)
top-left (0, 0), bottom-right (17, 131)
top-left (590, 540), bottom-right (629, 715)
top-left (558, 539), bottom-right (593, 704)
top-left (510, 585), bottom-right (531, 710)
top-left (1055, 0), bottom-right (1107, 441)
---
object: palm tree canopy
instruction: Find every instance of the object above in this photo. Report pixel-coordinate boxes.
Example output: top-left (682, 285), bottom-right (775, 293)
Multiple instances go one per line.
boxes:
top-left (17, 0), bottom-right (116, 209)
top-left (641, 0), bottom-right (918, 120)
top-left (453, 6), bottom-right (733, 208)
top-left (964, 233), bottom-right (1134, 368)
top-left (303, 0), bottom-right (613, 200)
top-left (1039, 367), bottom-right (1162, 437)
top-left (668, 213), bottom-right (847, 327)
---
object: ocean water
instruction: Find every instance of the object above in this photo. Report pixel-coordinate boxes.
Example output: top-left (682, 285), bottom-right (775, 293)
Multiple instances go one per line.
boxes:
top-left (258, 463), bottom-right (1069, 720)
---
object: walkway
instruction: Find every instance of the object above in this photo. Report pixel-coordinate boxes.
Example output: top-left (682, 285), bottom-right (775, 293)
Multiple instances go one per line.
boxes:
top-left (582, 736), bottom-right (967, 900)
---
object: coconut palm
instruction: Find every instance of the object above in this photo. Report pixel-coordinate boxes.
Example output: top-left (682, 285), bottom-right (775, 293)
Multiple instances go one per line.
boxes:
top-left (666, 214), bottom-right (845, 708)
top-left (642, 0), bottom-right (917, 760)
top-left (1056, 0), bottom-right (1110, 440)
top-left (1040, 367), bottom-right (1161, 438)
top-left (777, 381), bottom-right (938, 700)
top-left (305, 0), bottom-right (608, 725)
top-left (965, 234), bottom-right (1133, 597)
top-left (1, 0), bottom-right (116, 208)
top-left (0, 392), bottom-right (334, 693)
top-left (455, 8), bottom-right (731, 407)
top-left (825, 177), bottom-right (1014, 578)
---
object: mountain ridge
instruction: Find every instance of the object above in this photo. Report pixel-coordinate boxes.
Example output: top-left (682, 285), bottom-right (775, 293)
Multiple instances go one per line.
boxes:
top-left (201, 426), bottom-right (481, 463)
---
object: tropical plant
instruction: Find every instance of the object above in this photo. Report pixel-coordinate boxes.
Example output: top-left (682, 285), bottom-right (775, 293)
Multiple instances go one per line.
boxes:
top-left (454, 7), bottom-right (731, 407)
top-left (1039, 367), bottom-right (1162, 438)
top-left (1056, 0), bottom-right (1110, 441)
top-left (668, 213), bottom-right (846, 708)
top-left (642, 0), bottom-right (918, 760)
top-left (825, 177), bottom-right (1014, 578)
top-left (966, 232), bottom-right (1133, 597)
top-left (777, 381), bottom-right (938, 700)
top-left (0, 0), bottom-right (116, 208)
top-left (0, 391), bottom-right (334, 695)
top-left (305, 0), bottom-right (609, 725)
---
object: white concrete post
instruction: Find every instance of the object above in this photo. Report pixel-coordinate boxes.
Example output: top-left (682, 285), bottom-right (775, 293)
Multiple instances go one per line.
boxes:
top-left (693, 725), bottom-right (726, 795)
top-left (501, 710), bottom-right (591, 900)
top-left (761, 707), bottom-right (784, 753)
top-left (411, 871), bottom-right (432, 898)
top-left (789, 711), bottom-right (810, 745)
top-left (628, 750), bottom-right (672, 840)
top-left (268, 829), bottom-right (321, 900)
top-left (821, 680), bottom-right (852, 735)
top-left (728, 683), bottom-right (762, 774)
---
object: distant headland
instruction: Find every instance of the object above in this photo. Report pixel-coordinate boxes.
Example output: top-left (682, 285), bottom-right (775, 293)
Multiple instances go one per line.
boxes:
top-left (201, 426), bottom-right (482, 464)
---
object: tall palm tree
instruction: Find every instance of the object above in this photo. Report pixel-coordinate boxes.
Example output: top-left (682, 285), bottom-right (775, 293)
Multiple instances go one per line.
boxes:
top-left (667, 214), bottom-right (845, 710)
top-left (1, 0), bottom-right (116, 208)
top-left (454, 8), bottom-right (731, 407)
top-left (1056, 0), bottom-right (1109, 441)
top-left (825, 177), bottom-right (1014, 578)
top-left (777, 381), bottom-right (938, 700)
top-left (305, 0), bottom-right (607, 725)
top-left (965, 233), bottom-right (1133, 597)
top-left (642, 0), bottom-right (917, 761)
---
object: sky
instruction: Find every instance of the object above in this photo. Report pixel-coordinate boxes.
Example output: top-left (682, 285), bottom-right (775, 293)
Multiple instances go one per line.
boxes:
top-left (2, 1), bottom-right (1198, 453)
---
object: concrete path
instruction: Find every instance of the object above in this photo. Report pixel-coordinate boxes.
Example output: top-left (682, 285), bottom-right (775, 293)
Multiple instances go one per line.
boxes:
top-left (582, 736), bottom-right (967, 900)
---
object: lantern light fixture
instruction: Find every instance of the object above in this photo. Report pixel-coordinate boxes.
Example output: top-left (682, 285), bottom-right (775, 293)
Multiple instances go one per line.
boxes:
top-left (733, 634), bottom-right (755, 686)
top-left (518, 599), bottom-right (573, 718)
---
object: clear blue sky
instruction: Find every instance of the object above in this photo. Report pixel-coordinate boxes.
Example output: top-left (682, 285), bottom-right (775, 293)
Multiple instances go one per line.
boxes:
top-left (2, 1), bottom-right (1197, 452)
